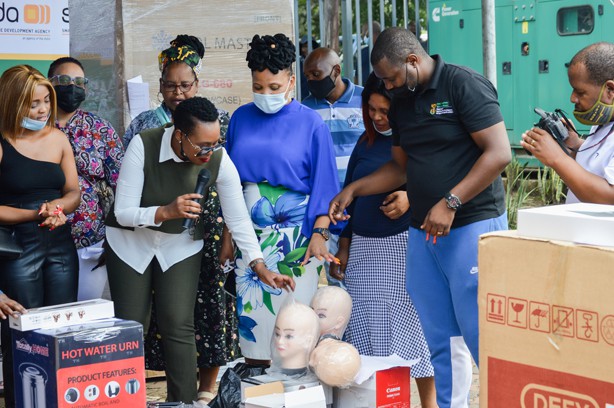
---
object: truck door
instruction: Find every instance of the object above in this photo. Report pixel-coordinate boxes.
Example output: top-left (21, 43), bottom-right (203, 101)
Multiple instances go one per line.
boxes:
top-left (534, 1), bottom-right (603, 134)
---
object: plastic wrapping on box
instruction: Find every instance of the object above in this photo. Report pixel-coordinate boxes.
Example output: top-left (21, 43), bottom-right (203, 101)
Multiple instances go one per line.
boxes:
top-left (69, 0), bottom-right (294, 135)
top-left (210, 362), bottom-right (268, 408)
top-left (268, 297), bottom-right (319, 380)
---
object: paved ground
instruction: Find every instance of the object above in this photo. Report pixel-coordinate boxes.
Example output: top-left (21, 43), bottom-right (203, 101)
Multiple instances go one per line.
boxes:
top-left (144, 363), bottom-right (480, 407)
top-left (0, 363), bottom-right (478, 407)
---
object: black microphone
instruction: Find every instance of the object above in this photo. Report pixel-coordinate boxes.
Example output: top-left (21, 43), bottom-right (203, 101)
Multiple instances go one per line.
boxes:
top-left (182, 168), bottom-right (211, 230)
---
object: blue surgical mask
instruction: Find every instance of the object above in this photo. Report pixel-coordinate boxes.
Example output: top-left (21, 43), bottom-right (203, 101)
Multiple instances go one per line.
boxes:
top-left (375, 126), bottom-right (393, 137)
top-left (253, 81), bottom-right (291, 114)
top-left (21, 116), bottom-right (49, 131)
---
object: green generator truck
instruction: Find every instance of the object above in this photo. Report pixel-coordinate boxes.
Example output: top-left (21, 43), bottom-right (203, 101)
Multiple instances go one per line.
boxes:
top-left (428, 0), bottom-right (612, 158)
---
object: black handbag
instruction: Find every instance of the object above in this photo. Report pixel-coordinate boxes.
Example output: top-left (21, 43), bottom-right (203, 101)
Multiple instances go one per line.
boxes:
top-left (0, 224), bottom-right (23, 260)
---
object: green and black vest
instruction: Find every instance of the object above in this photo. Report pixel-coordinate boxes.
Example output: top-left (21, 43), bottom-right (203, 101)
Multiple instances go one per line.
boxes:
top-left (105, 125), bottom-right (222, 240)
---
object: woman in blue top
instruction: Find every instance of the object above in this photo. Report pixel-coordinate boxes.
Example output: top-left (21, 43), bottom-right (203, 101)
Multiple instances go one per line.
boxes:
top-left (331, 73), bottom-right (436, 407)
top-left (226, 33), bottom-right (339, 365)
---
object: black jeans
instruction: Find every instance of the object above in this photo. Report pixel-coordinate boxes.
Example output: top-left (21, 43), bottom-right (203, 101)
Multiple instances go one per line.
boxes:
top-left (0, 204), bottom-right (78, 407)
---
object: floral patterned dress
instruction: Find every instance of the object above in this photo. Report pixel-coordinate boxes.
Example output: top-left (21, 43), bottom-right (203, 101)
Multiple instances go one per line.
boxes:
top-left (123, 104), bottom-right (240, 369)
top-left (56, 110), bottom-right (123, 249)
top-left (235, 182), bottom-right (323, 355)
top-left (226, 100), bottom-right (340, 360)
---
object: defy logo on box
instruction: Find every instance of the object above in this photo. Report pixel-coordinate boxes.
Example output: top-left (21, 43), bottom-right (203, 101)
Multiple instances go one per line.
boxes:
top-left (375, 366), bottom-right (410, 408)
top-left (488, 358), bottom-right (614, 407)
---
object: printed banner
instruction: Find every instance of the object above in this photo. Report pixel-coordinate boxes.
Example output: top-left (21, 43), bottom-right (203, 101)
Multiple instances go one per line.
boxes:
top-left (0, 0), bottom-right (69, 60)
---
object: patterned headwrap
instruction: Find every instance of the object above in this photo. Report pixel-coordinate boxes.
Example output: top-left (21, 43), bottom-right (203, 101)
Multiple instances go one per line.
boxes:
top-left (158, 43), bottom-right (202, 76)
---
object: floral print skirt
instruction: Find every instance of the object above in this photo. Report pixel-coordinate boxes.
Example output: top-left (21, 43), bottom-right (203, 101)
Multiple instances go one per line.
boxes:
top-left (144, 186), bottom-right (240, 370)
top-left (236, 182), bottom-right (322, 360)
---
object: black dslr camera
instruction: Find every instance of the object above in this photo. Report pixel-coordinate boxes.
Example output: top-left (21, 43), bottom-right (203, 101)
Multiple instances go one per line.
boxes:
top-left (534, 107), bottom-right (569, 142)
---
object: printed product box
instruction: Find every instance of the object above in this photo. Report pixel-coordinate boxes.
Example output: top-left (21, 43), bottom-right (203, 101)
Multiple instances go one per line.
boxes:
top-left (68, 0), bottom-right (294, 134)
top-left (333, 366), bottom-right (411, 408)
top-left (12, 318), bottom-right (145, 408)
top-left (478, 231), bottom-right (614, 407)
top-left (241, 374), bottom-right (332, 406)
top-left (9, 299), bottom-right (115, 331)
top-left (517, 202), bottom-right (614, 247)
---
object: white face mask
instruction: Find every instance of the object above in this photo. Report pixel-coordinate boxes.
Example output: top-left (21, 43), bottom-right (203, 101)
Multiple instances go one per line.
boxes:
top-left (253, 81), bottom-right (291, 114)
top-left (374, 126), bottom-right (393, 137)
top-left (21, 116), bottom-right (49, 131)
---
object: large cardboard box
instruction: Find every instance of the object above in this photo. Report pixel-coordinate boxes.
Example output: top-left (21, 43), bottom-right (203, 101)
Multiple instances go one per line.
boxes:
top-left (333, 366), bottom-right (411, 408)
top-left (12, 318), bottom-right (145, 408)
top-left (478, 231), bottom-right (614, 407)
top-left (517, 203), bottom-right (614, 247)
top-left (68, 0), bottom-right (294, 134)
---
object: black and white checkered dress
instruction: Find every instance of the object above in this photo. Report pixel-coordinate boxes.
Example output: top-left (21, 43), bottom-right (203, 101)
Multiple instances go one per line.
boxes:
top-left (345, 231), bottom-right (435, 378)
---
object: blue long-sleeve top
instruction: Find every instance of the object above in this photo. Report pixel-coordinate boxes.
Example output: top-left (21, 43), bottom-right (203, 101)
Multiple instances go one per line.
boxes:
top-left (341, 133), bottom-right (410, 238)
top-left (226, 100), bottom-right (340, 238)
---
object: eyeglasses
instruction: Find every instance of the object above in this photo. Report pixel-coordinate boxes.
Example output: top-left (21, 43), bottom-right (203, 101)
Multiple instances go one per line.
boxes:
top-left (49, 74), bottom-right (89, 87)
top-left (183, 132), bottom-right (225, 157)
top-left (161, 80), bottom-right (196, 93)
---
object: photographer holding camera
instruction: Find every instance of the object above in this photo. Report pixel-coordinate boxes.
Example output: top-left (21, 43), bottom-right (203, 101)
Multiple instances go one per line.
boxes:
top-left (522, 42), bottom-right (614, 204)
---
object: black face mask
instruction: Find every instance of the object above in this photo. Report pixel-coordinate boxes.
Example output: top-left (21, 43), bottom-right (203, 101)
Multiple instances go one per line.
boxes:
top-left (54, 85), bottom-right (86, 113)
top-left (388, 64), bottom-right (419, 98)
top-left (307, 69), bottom-right (336, 99)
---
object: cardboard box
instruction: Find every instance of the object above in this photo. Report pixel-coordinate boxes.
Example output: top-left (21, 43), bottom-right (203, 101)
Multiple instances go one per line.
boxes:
top-left (69, 0), bottom-right (294, 134)
top-left (242, 373), bottom-right (332, 405)
top-left (334, 366), bottom-right (411, 408)
top-left (9, 299), bottom-right (115, 331)
top-left (245, 385), bottom-right (327, 408)
top-left (517, 203), bottom-right (614, 247)
top-left (478, 231), bottom-right (614, 407)
top-left (12, 318), bottom-right (145, 408)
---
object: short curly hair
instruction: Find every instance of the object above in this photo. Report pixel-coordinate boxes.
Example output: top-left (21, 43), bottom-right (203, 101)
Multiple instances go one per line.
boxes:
top-left (246, 33), bottom-right (296, 74)
top-left (371, 27), bottom-right (427, 66)
top-left (570, 42), bottom-right (614, 86)
top-left (174, 97), bottom-right (218, 134)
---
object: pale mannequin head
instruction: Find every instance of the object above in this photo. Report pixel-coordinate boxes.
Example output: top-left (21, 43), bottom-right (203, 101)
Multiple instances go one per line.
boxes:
top-left (310, 286), bottom-right (352, 339)
top-left (271, 302), bottom-right (320, 371)
top-left (309, 338), bottom-right (361, 388)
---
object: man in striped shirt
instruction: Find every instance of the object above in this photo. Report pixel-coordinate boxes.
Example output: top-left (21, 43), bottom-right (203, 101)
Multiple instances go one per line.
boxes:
top-left (303, 47), bottom-right (365, 288)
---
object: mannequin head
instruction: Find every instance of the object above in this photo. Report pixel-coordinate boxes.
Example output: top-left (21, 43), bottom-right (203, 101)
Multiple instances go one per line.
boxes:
top-left (309, 338), bottom-right (361, 388)
top-left (310, 286), bottom-right (352, 339)
top-left (270, 302), bottom-right (320, 371)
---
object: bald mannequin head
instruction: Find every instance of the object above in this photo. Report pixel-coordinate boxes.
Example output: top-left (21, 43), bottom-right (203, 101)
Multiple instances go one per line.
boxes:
top-left (270, 302), bottom-right (320, 373)
top-left (310, 286), bottom-right (352, 340)
top-left (309, 338), bottom-right (361, 388)
top-left (303, 47), bottom-right (346, 103)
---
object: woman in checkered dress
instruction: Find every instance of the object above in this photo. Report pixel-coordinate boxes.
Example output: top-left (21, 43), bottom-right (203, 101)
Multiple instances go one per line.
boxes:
top-left (330, 73), bottom-right (436, 407)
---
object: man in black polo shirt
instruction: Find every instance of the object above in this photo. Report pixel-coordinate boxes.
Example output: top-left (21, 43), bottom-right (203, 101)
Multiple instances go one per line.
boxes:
top-left (328, 28), bottom-right (511, 408)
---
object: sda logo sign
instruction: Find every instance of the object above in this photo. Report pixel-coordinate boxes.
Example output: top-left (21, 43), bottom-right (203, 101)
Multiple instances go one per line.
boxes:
top-left (24, 4), bottom-right (50, 24)
top-left (521, 384), bottom-right (598, 408)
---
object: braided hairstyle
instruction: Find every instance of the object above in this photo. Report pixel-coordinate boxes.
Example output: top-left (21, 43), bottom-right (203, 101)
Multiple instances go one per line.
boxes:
top-left (246, 34), bottom-right (296, 74)
top-left (159, 34), bottom-right (205, 77)
top-left (174, 97), bottom-right (218, 134)
top-left (171, 35), bottom-right (205, 59)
